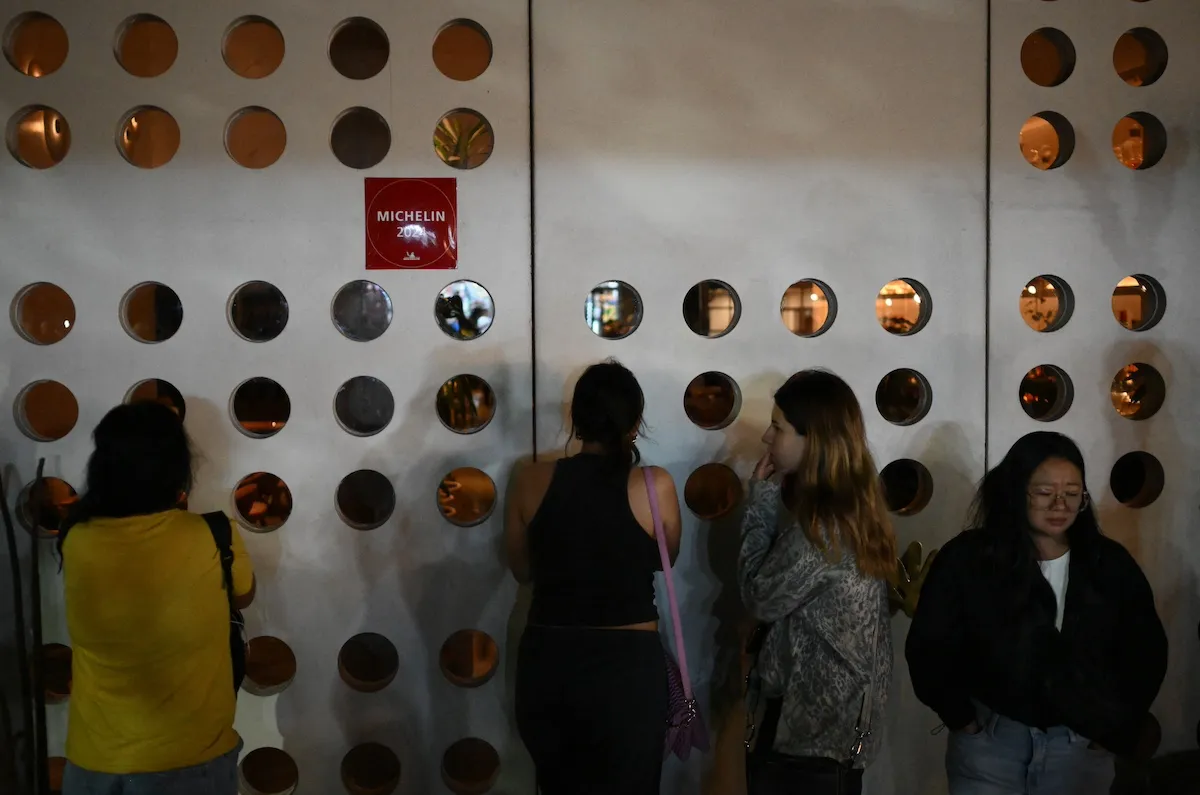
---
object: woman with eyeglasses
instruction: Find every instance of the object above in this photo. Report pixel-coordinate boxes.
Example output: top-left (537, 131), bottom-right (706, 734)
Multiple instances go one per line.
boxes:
top-left (906, 431), bottom-right (1167, 795)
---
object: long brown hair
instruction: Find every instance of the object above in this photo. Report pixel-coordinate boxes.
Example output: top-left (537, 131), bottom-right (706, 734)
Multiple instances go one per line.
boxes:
top-left (774, 369), bottom-right (896, 580)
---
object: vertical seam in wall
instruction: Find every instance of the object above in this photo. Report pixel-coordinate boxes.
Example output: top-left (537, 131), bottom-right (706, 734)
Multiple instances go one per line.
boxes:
top-left (528, 0), bottom-right (539, 461)
top-left (983, 0), bottom-right (993, 471)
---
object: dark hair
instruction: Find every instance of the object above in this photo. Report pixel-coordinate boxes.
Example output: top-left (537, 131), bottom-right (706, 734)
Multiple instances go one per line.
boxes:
top-left (57, 401), bottom-right (194, 559)
top-left (569, 359), bottom-right (644, 471)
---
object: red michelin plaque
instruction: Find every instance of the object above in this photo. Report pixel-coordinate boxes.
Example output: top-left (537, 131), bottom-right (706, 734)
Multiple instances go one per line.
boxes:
top-left (365, 177), bottom-right (458, 270)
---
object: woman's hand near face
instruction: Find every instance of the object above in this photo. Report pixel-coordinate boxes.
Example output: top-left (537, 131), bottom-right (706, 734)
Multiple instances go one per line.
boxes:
top-left (753, 453), bottom-right (775, 482)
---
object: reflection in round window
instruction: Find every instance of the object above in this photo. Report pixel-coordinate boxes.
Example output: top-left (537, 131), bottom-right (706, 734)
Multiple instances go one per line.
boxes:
top-left (1019, 365), bottom-right (1073, 422)
top-left (433, 20), bottom-right (492, 81)
top-left (11, 282), bottom-right (74, 344)
top-left (115, 14), bottom-right (178, 77)
top-left (436, 375), bottom-right (496, 434)
top-left (331, 106), bottom-right (391, 169)
top-left (40, 643), bottom-right (71, 704)
top-left (1020, 275), bottom-right (1073, 333)
top-left (435, 280), bottom-right (494, 340)
top-left (335, 376), bottom-right (394, 436)
top-left (239, 748), bottom-right (299, 795)
top-left (225, 107), bottom-right (286, 169)
top-left (229, 281), bottom-right (288, 341)
top-left (586, 281), bottom-right (642, 340)
top-left (6, 105), bottom-right (70, 168)
top-left (1111, 274), bottom-right (1165, 331)
top-left (233, 472), bottom-right (292, 531)
top-left (339, 633), bottom-right (399, 692)
top-left (880, 459), bottom-right (933, 516)
top-left (1112, 112), bottom-right (1167, 170)
top-left (875, 369), bottom-right (932, 426)
top-left (437, 467), bottom-right (497, 527)
top-left (1020, 28), bottom-right (1076, 87)
top-left (1110, 451), bottom-right (1164, 509)
top-left (780, 280), bottom-right (836, 337)
top-left (4, 12), bottom-right (68, 77)
top-left (683, 373), bottom-right (741, 430)
top-left (118, 106), bottom-right (180, 169)
top-left (329, 17), bottom-right (389, 80)
top-left (684, 463), bottom-right (743, 520)
top-left (341, 744), bottom-right (401, 795)
top-left (1110, 363), bottom-right (1165, 421)
top-left (682, 280), bottom-right (740, 338)
top-left (15, 380), bottom-right (78, 441)
top-left (120, 282), bottom-right (183, 342)
top-left (242, 636), bottom-right (297, 697)
top-left (231, 377), bottom-right (290, 438)
top-left (442, 738), bottom-right (500, 795)
top-left (1020, 112), bottom-right (1075, 170)
top-left (1114, 28), bottom-right (1168, 87)
top-left (126, 379), bottom-right (186, 419)
top-left (434, 109), bottom-right (494, 170)
top-left (876, 279), bottom-right (931, 335)
top-left (333, 280), bottom-right (393, 341)
top-left (223, 16), bottom-right (285, 78)
top-left (17, 477), bottom-right (77, 538)
top-left (337, 470), bottom-right (395, 530)
top-left (439, 629), bottom-right (499, 687)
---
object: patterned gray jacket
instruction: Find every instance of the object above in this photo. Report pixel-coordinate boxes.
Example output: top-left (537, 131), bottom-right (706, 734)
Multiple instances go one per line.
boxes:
top-left (738, 478), bottom-right (892, 767)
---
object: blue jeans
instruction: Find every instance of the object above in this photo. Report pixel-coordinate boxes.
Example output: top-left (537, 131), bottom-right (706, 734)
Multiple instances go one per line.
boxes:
top-left (946, 703), bottom-right (1115, 795)
top-left (63, 742), bottom-right (241, 795)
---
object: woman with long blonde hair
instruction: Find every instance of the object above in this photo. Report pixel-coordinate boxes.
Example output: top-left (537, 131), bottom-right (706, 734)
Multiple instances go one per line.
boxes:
top-left (740, 369), bottom-right (896, 795)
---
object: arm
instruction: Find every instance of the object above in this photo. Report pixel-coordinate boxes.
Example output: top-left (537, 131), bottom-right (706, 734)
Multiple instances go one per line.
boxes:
top-left (504, 460), bottom-right (533, 585)
top-left (1115, 554), bottom-right (1167, 720)
top-left (649, 466), bottom-right (682, 564)
top-left (229, 522), bottom-right (256, 610)
top-left (737, 479), bottom-right (835, 623)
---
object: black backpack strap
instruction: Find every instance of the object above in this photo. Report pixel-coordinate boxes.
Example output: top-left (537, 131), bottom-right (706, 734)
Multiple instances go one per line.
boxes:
top-left (202, 511), bottom-right (236, 610)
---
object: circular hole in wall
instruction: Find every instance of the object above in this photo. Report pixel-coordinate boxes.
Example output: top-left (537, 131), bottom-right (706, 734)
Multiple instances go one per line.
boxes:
top-left (11, 282), bottom-right (75, 344)
top-left (329, 17), bottom-right (389, 80)
top-left (437, 375), bottom-right (496, 434)
top-left (434, 109), bottom-right (493, 170)
top-left (339, 633), bottom-right (399, 692)
top-left (41, 643), bottom-right (71, 704)
top-left (335, 376), bottom-right (394, 436)
top-left (436, 280), bottom-right (494, 340)
top-left (337, 470), bottom-right (396, 530)
top-left (223, 16), bottom-right (285, 78)
top-left (877, 278), bottom-right (931, 335)
top-left (342, 743), bottom-right (401, 795)
top-left (225, 107), bottom-right (286, 169)
top-left (683, 372), bottom-right (741, 430)
top-left (242, 636), bottom-right (297, 696)
top-left (333, 280), bottom-right (393, 341)
top-left (231, 377), bottom-right (289, 438)
top-left (48, 757), bottom-right (65, 794)
top-left (1111, 363), bottom-right (1165, 421)
top-left (684, 463), bottom-right (743, 520)
top-left (4, 12), bottom-right (68, 77)
top-left (115, 14), bottom-right (177, 77)
top-left (1021, 28), bottom-right (1076, 87)
top-left (1020, 112), bottom-right (1075, 170)
top-left (1112, 112), bottom-right (1166, 170)
top-left (437, 467), bottom-right (497, 527)
top-left (229, 281), bottom-right (289, 341)
top-left (439, 629), bottom-right (499, 688)
top-left (125, 379), bottom-right (186, 419)
top-left (1020, 275), bottom-right (1073, 332)
top-left (1110, 451), bottom-right (1164, 508)
top-left (433, 20), bottom-right (492, 81)
top-left (239, 747), bottom-right (298, 795)
top-left (780, 280), bottom-right (836, 337)
top-left (233, 472), bottom-right (292, 532)
top-left (15, 380), bottom-right (78, 441)
top-left (586, 281), bottom-right (642, 339)
top-left (1111, 274), bottom-right (1165, 331)
top-left (17, 477), bottom-right (77, 538)
top-left (117, 106), bottom-right (180, 169)
top-left (683, 280), bottom-right (740, 338)
top-left (880, 459), bottom-right (934, 516)
top-left (1019, 365), bottom-right (1074, 422)
top-left (1132, 714), bottom-right (1162, 763)
top-left (442, 738), bottom-right (501, 795)
top-left (1114, 28), bottom-right (1168, 87)
top-left (6, 105), bottom-right (70, 168)
top-left (875, 369), bottom-right (933, 426)
top-left (331, 107), bottom-right (390, 169)
top-left (120, 282), bottom-right (183, 342)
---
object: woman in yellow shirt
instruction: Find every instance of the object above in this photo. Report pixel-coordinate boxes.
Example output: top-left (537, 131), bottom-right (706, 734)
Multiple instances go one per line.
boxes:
top-left (58, 402), bottom-right (255, 795)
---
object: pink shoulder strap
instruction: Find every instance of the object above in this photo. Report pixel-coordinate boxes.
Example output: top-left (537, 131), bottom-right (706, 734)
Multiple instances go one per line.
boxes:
top-left (643, 467), bottom-right (693, 700)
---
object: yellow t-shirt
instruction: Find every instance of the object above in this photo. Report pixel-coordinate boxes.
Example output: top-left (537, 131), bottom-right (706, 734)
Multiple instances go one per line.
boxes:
top-left (63, 510), bottom-right (254, 774)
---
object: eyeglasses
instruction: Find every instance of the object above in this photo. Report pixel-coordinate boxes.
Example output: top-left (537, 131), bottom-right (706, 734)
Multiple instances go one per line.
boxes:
top-left (1027, 489), bottom-right (1089, 512)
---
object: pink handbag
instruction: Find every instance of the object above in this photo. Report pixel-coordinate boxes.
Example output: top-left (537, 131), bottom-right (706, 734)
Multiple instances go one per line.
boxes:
top-left (644, 467), bottom-right (711, 761)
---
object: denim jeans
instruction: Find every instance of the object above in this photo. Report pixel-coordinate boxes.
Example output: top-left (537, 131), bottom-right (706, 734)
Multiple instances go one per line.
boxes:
top-left (946, 703), bottom-right (1115, 795)
top-left (63, 742), bottom-right (241, 795)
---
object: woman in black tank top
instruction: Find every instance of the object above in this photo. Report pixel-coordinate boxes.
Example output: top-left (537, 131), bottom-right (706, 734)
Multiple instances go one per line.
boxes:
top-left (507, 361), bottom-right (682, 795)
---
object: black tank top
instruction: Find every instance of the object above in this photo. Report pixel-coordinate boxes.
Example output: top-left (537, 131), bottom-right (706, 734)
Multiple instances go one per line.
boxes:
top-left (526, 455), bottom-right (661, 627)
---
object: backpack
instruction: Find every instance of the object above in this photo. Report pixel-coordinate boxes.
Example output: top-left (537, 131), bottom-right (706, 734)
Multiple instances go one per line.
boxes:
top-left (202, 512), bottom-right (247, 693)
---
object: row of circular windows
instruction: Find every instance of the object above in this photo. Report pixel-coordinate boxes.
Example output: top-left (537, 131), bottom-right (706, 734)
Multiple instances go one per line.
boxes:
top-left (1020, 111), bottom-right (1169, 171)
top-left (1021, 27), bottom-right (1167, 88)
top-left (4, 13), bottom-right (492, 82)
top-left (5, 104), bottom-right (491, 171)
